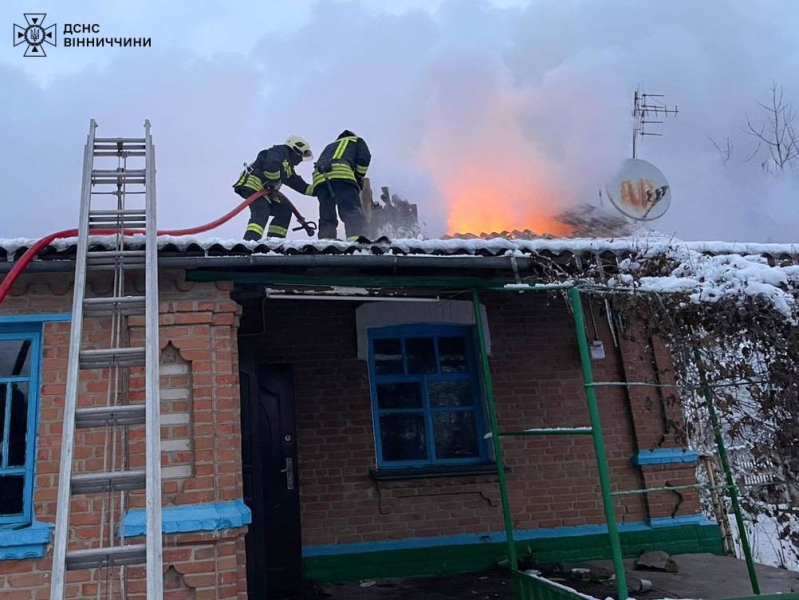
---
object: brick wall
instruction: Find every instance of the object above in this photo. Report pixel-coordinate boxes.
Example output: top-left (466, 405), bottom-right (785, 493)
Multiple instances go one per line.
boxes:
top-left (0, 267), bottom-right (702, 597)
top-left (617, 319), bottom-right (701, 519)
top-left (246, 291), bottom-right (700, 549)
top-left (0, 271), bottom-right (248, 600)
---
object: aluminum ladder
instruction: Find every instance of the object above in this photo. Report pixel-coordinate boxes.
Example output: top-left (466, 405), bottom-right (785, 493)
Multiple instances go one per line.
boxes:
top-left (50, 120), bottom-right (163, 600)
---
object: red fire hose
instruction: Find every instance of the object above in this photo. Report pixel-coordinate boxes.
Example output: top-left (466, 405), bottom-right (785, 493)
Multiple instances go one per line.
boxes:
top-left (0, 188), bottom-right (310, 306)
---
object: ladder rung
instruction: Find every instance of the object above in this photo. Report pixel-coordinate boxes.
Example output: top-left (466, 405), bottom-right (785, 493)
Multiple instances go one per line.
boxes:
top-left (86, 250), bottom-right (146, 269)
top-left (85, 264), bottom-right (146, 272)
top-left (75, 405), bottom-right (146, 428)
top-left (91, 176), bottom-right (146, 185)
top-left (89, 220), bottom-right (147, 229)
top-left (94, 142), bottom-right (146, 147)
top-left (89, 209), bottom-right (147, 228)
top-left (90, 190), bottom-right (147, 196)
top-left (91, 171), bottom-right (146, 183)
top-left (87, 250), bottom-right (146, 258)
top-left (83, 296), bottom-right (146, 317)
top-left (89, 220), bottom-right (147, 230)
top-left (94, 137), bottom-right (146, 143)
top-left (92, 169), bottom-right (146, 175)
top-left (93, 144), bottom-right (146, 152)
top-left (92, 176), bottom-right (146, 183)
top-left (89, 209), bottom-right (147, 216)
top-left (93, 182), bottom-right (146, 188)
top-left (92, 151), bottom-right (147, 157)
top-left (93, 140), bottom-right (146, 151)
top-left (71, 470), bottom-right (146, 494)
top-left (66, 544), bottom-right (147, 571)
top-left (80, 347), bottom-right (146, 369)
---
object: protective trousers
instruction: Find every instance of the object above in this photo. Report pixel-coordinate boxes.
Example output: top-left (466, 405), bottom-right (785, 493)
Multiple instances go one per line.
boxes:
top-left (316, 180), bottom-right (365, 241)
top-left (236, 187), bottom-right (292, 241)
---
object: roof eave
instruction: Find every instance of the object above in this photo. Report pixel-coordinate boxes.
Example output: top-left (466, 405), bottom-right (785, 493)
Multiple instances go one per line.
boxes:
top-left (0, 253), bottom-right (542, 275)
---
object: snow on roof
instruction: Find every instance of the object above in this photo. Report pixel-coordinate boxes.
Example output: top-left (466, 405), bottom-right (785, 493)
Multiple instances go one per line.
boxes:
top-left (1, 231), bottom-right (799, 319)
top-left (612, 251), bottom-right (799, 320)
top-left (1, 231), bottom-right (798, 258)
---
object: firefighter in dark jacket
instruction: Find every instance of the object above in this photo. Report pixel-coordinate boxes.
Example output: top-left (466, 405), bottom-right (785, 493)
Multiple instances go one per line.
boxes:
top-left (233, 135), bottom-right (315, 241)
top-left (311, 130), bottom-right (371, 241)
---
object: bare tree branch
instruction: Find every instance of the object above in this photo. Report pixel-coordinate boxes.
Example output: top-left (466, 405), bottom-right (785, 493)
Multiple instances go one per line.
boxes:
top-left (744, 82), bottom-right (799, 173)
top-left (708, 135), bottom-right (734, 165)
top-left (743, 139), bottom-right (762, 164)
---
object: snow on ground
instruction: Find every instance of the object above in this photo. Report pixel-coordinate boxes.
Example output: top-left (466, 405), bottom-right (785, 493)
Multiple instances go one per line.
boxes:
top-left (727, 511), bottom-right (799, 572)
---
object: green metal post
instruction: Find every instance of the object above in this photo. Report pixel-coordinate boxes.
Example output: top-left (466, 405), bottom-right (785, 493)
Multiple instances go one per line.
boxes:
top-left (694, 348), bottom-right (760, 595)
top-left (569, 288), bottom-right (629, 600)
top-left (471, 289), bottom-right (518, 572)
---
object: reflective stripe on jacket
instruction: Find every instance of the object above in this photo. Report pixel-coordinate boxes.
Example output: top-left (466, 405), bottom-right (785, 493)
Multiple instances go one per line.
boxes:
top-left (310, 136), bottom-right (371, 193)
top-left (233, 144), bottom-right (314, 196)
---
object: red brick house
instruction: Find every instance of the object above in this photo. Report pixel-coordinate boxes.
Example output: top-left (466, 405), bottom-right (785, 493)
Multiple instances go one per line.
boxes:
top-left (0, 236), bottom-right (719, 599)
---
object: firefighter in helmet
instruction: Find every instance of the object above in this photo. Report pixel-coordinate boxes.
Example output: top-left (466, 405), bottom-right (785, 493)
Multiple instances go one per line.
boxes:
top-left (310, 130), bottom-right (372, 241)
top-left (233, 135), bottom-right (315, 241)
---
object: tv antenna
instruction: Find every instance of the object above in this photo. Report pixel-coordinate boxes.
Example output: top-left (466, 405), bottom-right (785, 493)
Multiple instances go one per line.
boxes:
top-left (632, 84), bottom-right (678, 158)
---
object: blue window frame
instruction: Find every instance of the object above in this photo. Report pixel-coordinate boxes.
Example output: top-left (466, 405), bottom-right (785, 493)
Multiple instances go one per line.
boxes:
top-left (368, 324), bottom-right (488, 468)
top-left (0, 327), bottom-right (41, 527)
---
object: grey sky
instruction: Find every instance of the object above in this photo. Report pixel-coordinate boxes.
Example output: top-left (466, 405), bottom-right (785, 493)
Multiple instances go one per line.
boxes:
top-left (1, 0), bottom-right (798, 242)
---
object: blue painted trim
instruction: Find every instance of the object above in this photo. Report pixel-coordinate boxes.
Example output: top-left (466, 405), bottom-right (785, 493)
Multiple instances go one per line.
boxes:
top-left (0, 314), bottom-right (71, 324)
top-left (302, 515), bottom-right (715, 557)
top-left (122, 499), bottom-right (252, 537)
top-left (631, 448), bottom-right (699, 466)
top-left (0, 521), bottom-right (53, 560)
top-left (650, 514), bottom-right (715, 528)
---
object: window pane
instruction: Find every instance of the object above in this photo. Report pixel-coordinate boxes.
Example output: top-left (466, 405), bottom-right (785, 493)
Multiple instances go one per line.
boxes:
top-left (438, 337), bottom-right (467, 373)
top-left (0, 339), bottom-right (31, 377)
top-left (0, 474), bottom-right (25, 516)
top-left (380, 413), bottom-right (427, 461)
top-left (0, 383), bottom-right (5, 466)
top-left (373, 338), bottom-right (403, 374)
top-left (8, 383), bottom-right (29, 467)
top-left (433, 412), bottom-right (479, 459)
top-left (429, 381), bottom-right (473, 408)
top-left (406, 338), bottom-right (435, 374)
top-left (377, 382), bottom-right (422, 409)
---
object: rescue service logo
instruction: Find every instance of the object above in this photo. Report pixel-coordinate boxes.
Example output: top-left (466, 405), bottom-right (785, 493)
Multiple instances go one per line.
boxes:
top-left (11, 15), bottom-right (151, 56)
top-left (13, 13), bottom-right (56, 57)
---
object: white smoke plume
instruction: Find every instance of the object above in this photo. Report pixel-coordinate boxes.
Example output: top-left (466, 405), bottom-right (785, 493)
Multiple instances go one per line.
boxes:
top-left (0, 0), bottom-right (798, 242)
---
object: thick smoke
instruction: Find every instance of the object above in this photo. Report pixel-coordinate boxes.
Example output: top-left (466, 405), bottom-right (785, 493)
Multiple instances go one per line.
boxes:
top-left (1, 0), bottom-right (798, 242)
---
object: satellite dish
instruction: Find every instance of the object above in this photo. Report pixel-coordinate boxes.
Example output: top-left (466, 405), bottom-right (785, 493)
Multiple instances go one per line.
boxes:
top-left (605, 158), bottom-right (671, 221)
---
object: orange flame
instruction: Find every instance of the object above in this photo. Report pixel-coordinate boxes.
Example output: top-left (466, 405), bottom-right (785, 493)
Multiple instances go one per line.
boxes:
top-left (414, 76), bottom-right (581, 238)
top-left (446, 188), bottom-right (573, 236)
top-left (438, 162), bottom-right (574, 237)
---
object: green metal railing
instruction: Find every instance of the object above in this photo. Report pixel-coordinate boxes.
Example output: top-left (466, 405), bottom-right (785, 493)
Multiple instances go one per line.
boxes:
top-left (472, 288), bottom-right (518, 571)
top-left (569, 287), bottom-right (629, 600)
top-left (471, 287), bottom-right (629, 599)
top-left (470, 286), bottom-right (766, 600)
top-left (696, 347), bottom-right (760, 594)
top-left (514, 571), bottom-right (600, 600)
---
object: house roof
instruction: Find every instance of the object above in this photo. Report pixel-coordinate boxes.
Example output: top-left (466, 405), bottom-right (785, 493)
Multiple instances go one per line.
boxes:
top-left (0, 233), bottom-right (797, 264)
top-left (1, 233), bottom-right (798, 319)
